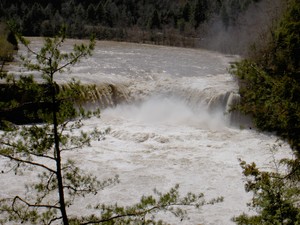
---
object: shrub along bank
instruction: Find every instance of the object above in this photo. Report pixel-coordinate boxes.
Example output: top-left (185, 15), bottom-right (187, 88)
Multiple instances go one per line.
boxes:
top-left (231, 0), bottom-right (300, 153)
top-left (231, 0), bottom-right (300, 223)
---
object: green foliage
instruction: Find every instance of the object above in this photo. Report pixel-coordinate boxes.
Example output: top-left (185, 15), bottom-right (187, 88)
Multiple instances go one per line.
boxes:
top-left (246, 0), bottom-right (300, 79)
top-left (230, 0), bottom-right (300, 152)
top-left (233, 149), bottom-right (300, 224)
top-left (267, 0), bottom-right (300, 77)
top-left (0, 0), bottom-right (262, 44)
top-left (70, 185), bottom-right (223, 224)
top-left (231, 0), bottom-right (300, 223)
top-left (230, 60), bottom-right (300, 152)
top-left (0, 32), bottom-right (222, 224)
top-left (0, 32), bottom-right (102, 225)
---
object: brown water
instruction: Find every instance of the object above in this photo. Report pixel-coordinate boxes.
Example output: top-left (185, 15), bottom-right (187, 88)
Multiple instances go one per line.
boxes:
top-left (1, 38), bottom-right (292, 224)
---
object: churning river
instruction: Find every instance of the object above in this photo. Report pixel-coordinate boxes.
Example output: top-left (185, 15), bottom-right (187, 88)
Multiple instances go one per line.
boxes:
top-left (2, 38), bottom-right (292, 224)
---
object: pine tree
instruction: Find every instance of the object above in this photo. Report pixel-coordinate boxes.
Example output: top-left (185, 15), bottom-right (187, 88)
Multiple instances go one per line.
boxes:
top-left (193, 0), bottom-right (208, 28)
top-left (149, 9), bottom-right (161, 29)
top-left (182, 2), bottom-right (191, 22)
top-left (231, 0), bottom-right (300, 223)
top-left (0, 31), bottom-right (222, 224)
top-left (86, 4), bottom-right (96, 23)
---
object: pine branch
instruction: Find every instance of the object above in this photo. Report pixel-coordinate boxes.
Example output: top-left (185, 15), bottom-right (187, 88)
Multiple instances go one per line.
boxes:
top-left (0, 140), bottom-right (55, 161)
top-left (79, 206), bottom-right (161, 225)
top-left (12, 196), bottom-right (60, 210)
top-left (60, 139), bottom-right (91, 152)
top-left (21, 38), bottom-right (47, 61)
top-left (55, 51), bottom-right (88, 73)
top-left (63, 185), bottom-right (96, 194)
top-left (79, 202), bottom-right (189, 225)
top-left (78, 191), bottom-right (222, 225)
top-left (29, 152), bottom-right (55, 161)
top-left (34, 171), bottom-right (57, 203)
top-left (0, 100), bottom-right (47, 112)
top-left (48, 216), bottom-right (63, 225)
top-left (0, 153), bottom-right (56, 174)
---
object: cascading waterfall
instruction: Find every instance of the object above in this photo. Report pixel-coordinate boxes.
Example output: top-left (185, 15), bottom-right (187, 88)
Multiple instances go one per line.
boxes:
top-left (85, 83), bottom-right (130, 108)
top-left (207, 91), bottom-right (251, 127)
top-left (2, 38), bottom-right (291, 225)
top-left (60, 82), bottom-right (130, 108)
top-left (75, 82), bottom-right (250, 128)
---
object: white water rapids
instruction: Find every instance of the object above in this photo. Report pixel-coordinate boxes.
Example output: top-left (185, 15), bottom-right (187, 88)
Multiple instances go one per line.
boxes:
top-left (1, 38), bottom-right (292, 224)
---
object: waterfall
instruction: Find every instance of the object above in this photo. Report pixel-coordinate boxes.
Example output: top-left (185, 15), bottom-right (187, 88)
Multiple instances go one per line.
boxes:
top-left (206, 91), bottom-right (252, 127)
top-left (60, 83), bottom-right (130, 109)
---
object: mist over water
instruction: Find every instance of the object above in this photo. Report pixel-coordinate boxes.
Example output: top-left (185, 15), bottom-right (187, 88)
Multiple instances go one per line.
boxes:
top-left (200, 0), bottom-right (285, 55)
top-left (105, 95), bottom-right (227, 130)
top-left (2, 39), bottom-right (292, 224)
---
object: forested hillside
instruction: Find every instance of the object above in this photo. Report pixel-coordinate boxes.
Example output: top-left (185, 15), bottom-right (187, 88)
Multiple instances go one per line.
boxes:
top-left (232, 1), bottom-right (300, 222)
top-left (1, 0), bottom-right (299, 223)
top-left (0, 0), bottom-right (261, 49)
top-left (232, 0), bottom-right (300, 153)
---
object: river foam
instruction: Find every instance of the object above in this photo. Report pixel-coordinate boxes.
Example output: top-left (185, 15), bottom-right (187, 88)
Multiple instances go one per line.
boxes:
top-left (1, 39), bottom-right (292, 224)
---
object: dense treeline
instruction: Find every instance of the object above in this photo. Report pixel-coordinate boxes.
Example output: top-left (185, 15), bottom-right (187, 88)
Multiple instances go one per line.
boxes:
top-left (231, 0), bottom-right (300, 153)
top-left (0, 0), bottom-right (261, 46)
top-left (232, 1), bottom-right (300, 222)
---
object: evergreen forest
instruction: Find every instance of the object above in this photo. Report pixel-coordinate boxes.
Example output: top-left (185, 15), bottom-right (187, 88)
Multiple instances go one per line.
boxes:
top-left (0, 0), bottom-right (300, 224)
top-left (231, 0), bottom-right (300, 223)
top-left (0, 0), bottom-right (262, 47)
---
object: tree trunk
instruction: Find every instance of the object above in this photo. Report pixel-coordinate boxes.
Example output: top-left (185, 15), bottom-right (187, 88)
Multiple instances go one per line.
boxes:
top-left (52, 83), bottom-right (69, 225)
